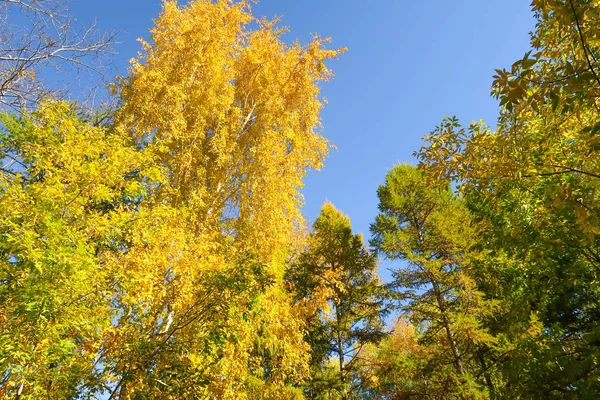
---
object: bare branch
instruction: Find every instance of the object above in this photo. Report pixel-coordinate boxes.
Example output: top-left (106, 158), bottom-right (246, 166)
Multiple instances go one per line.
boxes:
top-left (0, 0), bottom-right (119, 112)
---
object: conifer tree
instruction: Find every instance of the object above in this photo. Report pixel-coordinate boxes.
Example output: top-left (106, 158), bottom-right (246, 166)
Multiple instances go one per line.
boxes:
top-left (371, 164), bottom-right (498, 399)
top-left (288, 203), bottom-right (387, 399)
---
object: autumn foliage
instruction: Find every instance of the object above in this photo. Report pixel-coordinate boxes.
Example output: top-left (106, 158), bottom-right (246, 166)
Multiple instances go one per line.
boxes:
top-left (1, 0), bottom-right (345, 398)
top-left (2, 0), bottom-right (600, 399)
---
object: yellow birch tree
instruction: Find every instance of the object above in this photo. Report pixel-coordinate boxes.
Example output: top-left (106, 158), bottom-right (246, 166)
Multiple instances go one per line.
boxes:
top-left (104, 0), bottom-right (345, 397)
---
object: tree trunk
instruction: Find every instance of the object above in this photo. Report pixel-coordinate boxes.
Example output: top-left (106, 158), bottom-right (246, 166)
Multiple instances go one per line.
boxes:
top-left (432, 280), bottom-right (464, 375)
top-left (478, 348), bottom-right (496, 399)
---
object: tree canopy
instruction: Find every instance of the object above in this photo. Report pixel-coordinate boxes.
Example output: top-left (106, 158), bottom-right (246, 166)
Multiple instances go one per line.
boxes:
top-left (1, 0), bottom-right (600, 398)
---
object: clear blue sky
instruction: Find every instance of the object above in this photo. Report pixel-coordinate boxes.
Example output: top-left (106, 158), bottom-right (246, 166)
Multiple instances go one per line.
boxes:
top-left (70, 0), bottom-right (534, 278)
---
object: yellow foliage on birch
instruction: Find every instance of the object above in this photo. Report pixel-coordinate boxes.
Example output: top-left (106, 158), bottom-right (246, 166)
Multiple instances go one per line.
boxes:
top-left (116, 0), bottom-right (343, 264)
top-left (106, 0), bottom-right (345, 397)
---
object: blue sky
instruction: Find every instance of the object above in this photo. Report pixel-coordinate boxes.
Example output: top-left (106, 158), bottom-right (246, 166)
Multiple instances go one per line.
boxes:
top-left (70, 0), bottom-right (534, 278)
